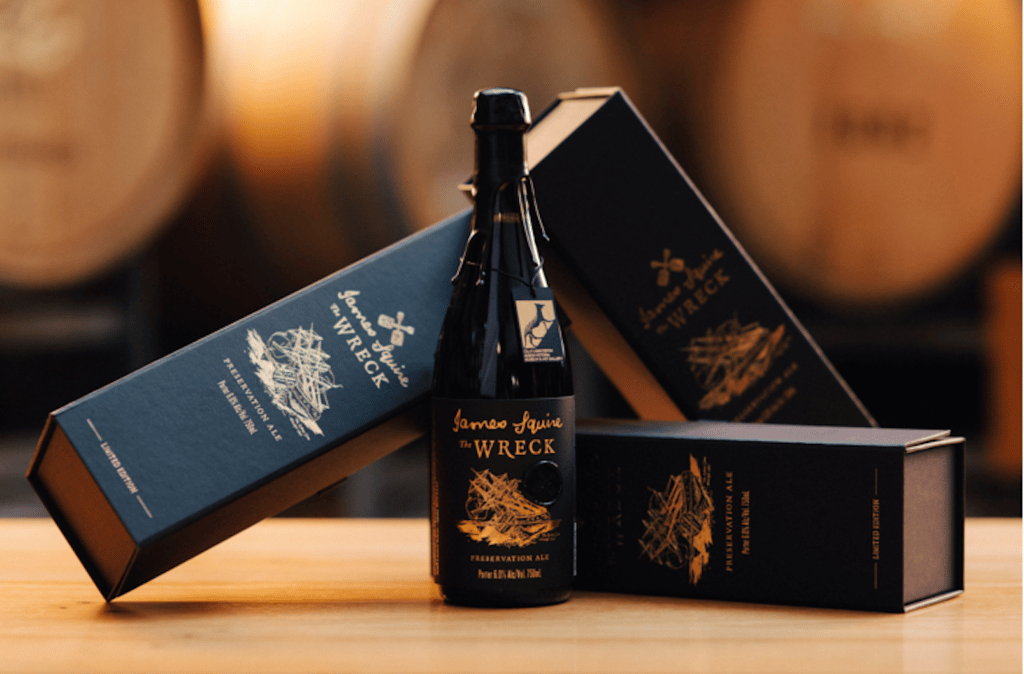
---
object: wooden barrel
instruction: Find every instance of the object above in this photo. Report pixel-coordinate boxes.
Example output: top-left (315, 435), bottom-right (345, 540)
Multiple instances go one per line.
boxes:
top-left (0, 0), bottom-right (210, 288)
top-left (626, 0), bottom-right (1021, 311)
top-left (207, 0), bottom-right (636, 290)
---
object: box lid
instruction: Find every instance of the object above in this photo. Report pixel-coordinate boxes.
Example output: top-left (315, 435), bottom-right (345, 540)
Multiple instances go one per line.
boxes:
top-left (580, 418), bottom-right (950, 450)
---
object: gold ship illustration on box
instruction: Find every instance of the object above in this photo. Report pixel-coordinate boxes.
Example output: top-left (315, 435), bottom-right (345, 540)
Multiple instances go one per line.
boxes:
top-left (684, 317), bottom-right (790, 411)
top-left (639, 455), bottom-right (714, 585)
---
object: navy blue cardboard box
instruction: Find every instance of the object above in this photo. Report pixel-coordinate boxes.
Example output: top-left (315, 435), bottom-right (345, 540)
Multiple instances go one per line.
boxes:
top-left (28, 212), bottom-right (469, 600)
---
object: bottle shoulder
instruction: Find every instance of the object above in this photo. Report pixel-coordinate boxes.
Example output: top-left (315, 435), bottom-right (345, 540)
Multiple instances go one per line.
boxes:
top-left (433, 274), bottom-right (573, 400)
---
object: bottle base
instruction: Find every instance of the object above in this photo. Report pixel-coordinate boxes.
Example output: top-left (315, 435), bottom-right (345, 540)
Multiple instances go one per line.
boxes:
top-left (440, 584), bottom-right (572, 608)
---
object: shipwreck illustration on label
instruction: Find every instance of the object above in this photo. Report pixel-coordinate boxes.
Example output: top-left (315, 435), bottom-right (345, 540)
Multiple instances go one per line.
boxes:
top-left (246, 326), bottom-right (342, 440)
top-left (639, 455), bottom-right (713, 584)
top-left (458, 468), bottom-right (560, 547)
top-left (684, 316), bottom-right (791, 410)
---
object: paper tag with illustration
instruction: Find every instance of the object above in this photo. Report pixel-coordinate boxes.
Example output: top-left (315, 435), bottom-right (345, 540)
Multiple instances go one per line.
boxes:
top-left (512, 287), bottom-right (564, 363)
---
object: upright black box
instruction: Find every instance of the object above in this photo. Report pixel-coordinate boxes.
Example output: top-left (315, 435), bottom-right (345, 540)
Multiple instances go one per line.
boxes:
top-left (27, 212), bottom-right (469, 599)
top-left (575, 419), bottom-right (965, 612)
top-left (528, 89), bottom-right (874, 426)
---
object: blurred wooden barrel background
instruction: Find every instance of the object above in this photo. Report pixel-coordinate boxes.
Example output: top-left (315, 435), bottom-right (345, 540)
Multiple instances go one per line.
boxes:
top-left (4, 0), bottom-right (1016, 310)
top-left (0, 0), bottom-right (211, 289)
top-left (204, 0), bottom-right (636, 291)
top-left (0, 0), bottom-right (1019, 515)
top-left (612, 0), bottom-right (1021, 312)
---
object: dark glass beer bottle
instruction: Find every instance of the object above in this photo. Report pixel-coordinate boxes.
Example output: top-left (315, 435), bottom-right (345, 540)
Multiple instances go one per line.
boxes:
top-left (430, 88), bottom-right (575, 607)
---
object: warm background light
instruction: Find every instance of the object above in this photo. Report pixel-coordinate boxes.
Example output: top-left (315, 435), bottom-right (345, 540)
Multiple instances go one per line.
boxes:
top-left (0, 0), bottom-right (1019, 517)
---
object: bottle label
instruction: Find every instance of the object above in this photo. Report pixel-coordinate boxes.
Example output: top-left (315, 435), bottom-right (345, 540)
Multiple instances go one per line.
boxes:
top-left (511, 287), bottom-right (565, 363)
top-left (431, 396), bottom-right (575, 591)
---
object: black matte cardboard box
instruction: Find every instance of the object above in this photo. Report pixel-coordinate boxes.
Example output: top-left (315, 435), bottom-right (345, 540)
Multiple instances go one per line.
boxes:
top-left (27, 211), bottom-right (469, 600)
top-left (527, 89), bottom-right (874, 427)
top-left (575, 419), bottom-right (965, 612)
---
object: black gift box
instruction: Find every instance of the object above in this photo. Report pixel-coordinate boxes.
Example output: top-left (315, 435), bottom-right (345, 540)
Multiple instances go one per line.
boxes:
top-left (575, 419), bottom-right (964, 612)
top-left (27, 212), bottom-right (469, 599)
top-left (527, 88), bottom-right (874, 427)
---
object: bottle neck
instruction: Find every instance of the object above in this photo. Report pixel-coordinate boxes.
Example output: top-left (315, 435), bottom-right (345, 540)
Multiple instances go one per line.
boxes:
top-left (455, 126), bottom-right (546, 291)
top-left (472, 129), bottom-right (527, 227)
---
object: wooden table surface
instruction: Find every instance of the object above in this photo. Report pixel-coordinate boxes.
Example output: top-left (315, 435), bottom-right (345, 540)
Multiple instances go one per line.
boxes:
top-left (1, 518), bottom-right (1019, 674)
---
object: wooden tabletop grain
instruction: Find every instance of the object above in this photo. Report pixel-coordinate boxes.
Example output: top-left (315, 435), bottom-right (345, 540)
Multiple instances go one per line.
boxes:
top-left (1, 517), bottom-right (1019, 674)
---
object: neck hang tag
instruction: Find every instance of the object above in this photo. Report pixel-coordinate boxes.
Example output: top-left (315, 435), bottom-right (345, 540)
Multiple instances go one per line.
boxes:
top-left (512, 286), bottom-right (565, 363)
